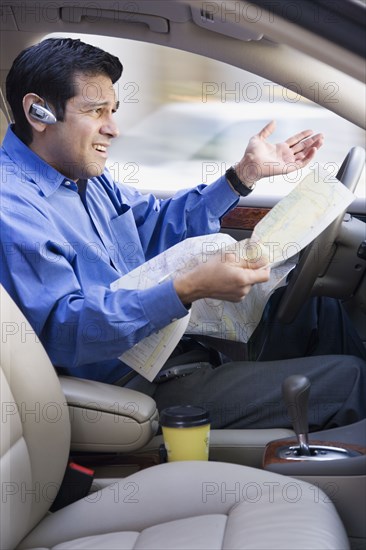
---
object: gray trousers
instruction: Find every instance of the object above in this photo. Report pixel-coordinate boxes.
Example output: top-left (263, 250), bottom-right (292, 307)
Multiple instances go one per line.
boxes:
top-left (125, 294), bottom-right (366, 430)
top-left (126, 354), bottom-right (366, 430)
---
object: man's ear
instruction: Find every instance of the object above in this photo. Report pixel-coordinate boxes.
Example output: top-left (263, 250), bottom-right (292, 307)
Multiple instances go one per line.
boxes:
top-left (23, 93), bottom-right (50, 133)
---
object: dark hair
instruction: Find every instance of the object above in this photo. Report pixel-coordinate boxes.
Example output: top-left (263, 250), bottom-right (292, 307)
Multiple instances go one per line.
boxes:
top-left (6, 37), bottom-right (123, 144)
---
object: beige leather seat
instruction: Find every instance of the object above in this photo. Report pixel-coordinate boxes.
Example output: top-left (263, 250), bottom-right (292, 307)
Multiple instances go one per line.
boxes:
top-left (0, 285), bottom-right (349, 550)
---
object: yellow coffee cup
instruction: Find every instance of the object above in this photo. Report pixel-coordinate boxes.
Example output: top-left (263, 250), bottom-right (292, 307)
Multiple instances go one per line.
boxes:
top-left (160, 405), bottom-right (210, 462)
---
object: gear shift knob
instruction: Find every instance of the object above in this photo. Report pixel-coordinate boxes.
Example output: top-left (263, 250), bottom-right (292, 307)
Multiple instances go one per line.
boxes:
top-left (282, 374), bottom-right (311, 456)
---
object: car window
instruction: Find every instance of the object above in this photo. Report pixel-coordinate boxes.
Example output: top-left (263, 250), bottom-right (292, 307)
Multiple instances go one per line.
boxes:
top-left (47, 32), bottom-right (365, 200)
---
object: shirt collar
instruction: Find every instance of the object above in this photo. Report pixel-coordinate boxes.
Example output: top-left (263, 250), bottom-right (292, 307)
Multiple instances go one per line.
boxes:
top-left (2, 125), bottom-right (71, 197)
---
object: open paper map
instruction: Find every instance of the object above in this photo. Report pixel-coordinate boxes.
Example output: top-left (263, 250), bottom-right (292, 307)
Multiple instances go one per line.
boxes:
top-left (111, 168), bottom-right (355, 380)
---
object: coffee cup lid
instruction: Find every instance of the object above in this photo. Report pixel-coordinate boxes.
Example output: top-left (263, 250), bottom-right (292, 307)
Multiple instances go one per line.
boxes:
top-left (160, 405), bottom-right (210, 428)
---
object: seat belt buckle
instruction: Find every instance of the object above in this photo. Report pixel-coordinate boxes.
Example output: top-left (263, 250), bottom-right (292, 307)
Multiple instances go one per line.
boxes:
top-left (50, 462), bottom-right (95, 512)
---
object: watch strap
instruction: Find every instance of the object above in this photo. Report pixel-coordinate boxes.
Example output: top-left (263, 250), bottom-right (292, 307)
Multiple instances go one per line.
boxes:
top-left (225, 166), bottom-right (255, 196)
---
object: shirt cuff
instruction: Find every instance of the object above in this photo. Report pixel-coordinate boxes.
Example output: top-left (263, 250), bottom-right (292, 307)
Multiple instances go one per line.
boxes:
top-left (139, 279), bottom-right (189, 332)
top-left (201, 174), bottom-right (239, 218)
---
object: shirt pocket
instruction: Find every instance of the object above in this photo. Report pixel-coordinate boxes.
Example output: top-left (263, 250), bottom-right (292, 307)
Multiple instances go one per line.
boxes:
top-left (109, 206), bottom-right (145, 271)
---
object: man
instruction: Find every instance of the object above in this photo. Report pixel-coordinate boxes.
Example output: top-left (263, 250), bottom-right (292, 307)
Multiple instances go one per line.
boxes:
top-left (1, 37), bottom-right (365, 429)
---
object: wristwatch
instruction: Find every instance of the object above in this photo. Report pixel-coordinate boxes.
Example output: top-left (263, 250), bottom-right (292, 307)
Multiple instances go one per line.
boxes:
top-left (225, 166), bottom-right (255, 196)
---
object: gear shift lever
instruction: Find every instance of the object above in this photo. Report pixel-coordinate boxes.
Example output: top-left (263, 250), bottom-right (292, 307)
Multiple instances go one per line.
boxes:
top-left (276, 375), bottom-right (360, 461)
top-left (282, 375), bottom-right (311, 456)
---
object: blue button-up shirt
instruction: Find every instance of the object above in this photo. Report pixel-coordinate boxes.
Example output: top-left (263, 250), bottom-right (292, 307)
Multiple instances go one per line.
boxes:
top-left (0, 126), bottom-right (239, 382)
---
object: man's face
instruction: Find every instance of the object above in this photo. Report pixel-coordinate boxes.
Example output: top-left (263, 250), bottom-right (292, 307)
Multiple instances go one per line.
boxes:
top-left (37, 73), bottom-right (120, 181)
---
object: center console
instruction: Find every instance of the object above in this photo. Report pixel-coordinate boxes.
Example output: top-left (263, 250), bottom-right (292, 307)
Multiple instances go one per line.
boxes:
top-left (59, 373), bottom-right (365, 541)
top-left (262, 375), bottom-right (366, 540)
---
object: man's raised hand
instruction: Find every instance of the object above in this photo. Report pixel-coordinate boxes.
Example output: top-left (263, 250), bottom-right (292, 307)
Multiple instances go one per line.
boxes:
top-left (235, 120), bottom-right (324, 186)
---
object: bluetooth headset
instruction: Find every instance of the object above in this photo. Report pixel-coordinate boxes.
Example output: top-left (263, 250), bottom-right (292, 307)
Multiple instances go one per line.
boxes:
top-left (29, 101), bottom-right (57, 124)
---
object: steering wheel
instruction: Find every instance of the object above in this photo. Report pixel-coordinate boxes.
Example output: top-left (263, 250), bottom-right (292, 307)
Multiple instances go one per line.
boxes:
top-left (277, 146), bottom-right (366, 324)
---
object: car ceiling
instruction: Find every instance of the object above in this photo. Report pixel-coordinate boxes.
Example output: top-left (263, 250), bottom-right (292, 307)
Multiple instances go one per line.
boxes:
top-left (249, 0), bottom-right (366, 60)
top-left (0, 0), bottom-right (365, 128)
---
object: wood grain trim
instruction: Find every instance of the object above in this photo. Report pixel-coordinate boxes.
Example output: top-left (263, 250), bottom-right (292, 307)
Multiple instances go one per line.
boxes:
top-left (263, 439), bottom-right (366, 467)
top-left (221, 206), bottom-right (270, 231)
